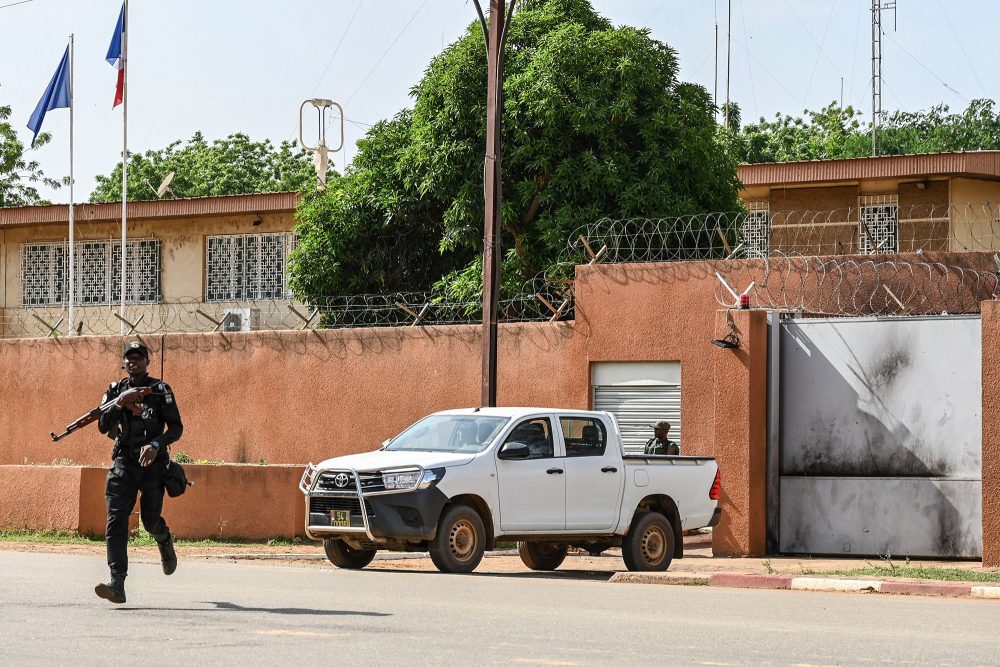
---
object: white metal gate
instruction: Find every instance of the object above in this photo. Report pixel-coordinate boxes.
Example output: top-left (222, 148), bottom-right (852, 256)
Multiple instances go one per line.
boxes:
top-left (592, 362), bottom-right (681, 454)
top-left (771, 315), bottom-right (982, 558)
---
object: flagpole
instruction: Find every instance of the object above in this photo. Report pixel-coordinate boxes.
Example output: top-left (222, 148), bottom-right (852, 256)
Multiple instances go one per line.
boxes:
top-left (119, 0), bottom-right (128, 335)
top-left (68, 33), bottom-right (75, 336)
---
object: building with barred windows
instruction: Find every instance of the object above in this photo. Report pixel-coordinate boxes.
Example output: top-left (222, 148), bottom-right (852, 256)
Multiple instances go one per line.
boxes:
top-left (0, 192), bottom-right (300, 337)
top-left (737, 151), bottom-right (1000, 257)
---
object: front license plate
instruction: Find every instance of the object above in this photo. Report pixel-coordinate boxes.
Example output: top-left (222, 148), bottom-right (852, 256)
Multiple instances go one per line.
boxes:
top-left (330, 510), bottom-right (351, 527)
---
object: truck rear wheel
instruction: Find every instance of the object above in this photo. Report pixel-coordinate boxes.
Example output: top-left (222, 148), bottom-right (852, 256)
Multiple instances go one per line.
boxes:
top-left (323, 539), bottom-right (378, 569)
top-left (517, 541), bottom-right (568, 571)
top-left (429, 504), bottom-right (485, 573)
top-left (622, 511), bottom-right (674, 572)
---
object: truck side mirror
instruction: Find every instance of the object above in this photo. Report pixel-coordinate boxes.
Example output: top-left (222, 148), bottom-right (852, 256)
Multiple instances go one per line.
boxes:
top-left (380, 439), bottom-right (391, 450)
top-left (497, 441), bottom-right (531, 460)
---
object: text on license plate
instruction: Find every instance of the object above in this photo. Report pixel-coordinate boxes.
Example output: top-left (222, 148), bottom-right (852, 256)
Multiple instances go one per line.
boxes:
top-left (330, 510), bottom-right (351, 527)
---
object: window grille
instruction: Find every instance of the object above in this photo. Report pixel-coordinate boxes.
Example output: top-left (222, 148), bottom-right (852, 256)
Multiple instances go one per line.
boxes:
top-left (205, 233), bottom-right (293, 302)
top-left (19, 239), bottom-right (161, 307)
top-left (742, 201), bottom-right (770, 258)
top-left (859, 194), bottom-right (899, 254)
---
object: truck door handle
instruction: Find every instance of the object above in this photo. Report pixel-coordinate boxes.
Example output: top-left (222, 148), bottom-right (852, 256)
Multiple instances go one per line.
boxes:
top-left (546, 468), bottom-right (564, 475)
top-left (601, 466), bottom-right (618, 473)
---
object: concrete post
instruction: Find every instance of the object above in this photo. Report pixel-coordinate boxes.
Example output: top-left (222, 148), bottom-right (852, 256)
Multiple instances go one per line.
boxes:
top-left (712, 308), bottom-right (768, 557)
top-left (981, 300), bottom-right (1000, 567)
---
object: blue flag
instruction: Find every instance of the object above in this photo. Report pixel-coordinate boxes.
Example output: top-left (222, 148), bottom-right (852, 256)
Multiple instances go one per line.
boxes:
top-left (27, 46), bottom-right (71, 147)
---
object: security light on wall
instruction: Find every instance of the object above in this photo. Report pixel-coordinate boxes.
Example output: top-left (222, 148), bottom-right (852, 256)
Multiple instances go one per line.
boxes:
top-left (711, 332), bottom-right (741, 349)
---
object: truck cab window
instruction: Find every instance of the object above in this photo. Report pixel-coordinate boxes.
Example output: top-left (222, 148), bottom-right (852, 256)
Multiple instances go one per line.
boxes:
top-left (561, 417), bottom-right (607, 457)
top-left (504, 419), bottom-right (553, 459)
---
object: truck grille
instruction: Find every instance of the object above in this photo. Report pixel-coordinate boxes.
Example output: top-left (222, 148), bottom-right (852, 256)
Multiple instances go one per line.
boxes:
top-left (315, 471), bottom-right (386, 493)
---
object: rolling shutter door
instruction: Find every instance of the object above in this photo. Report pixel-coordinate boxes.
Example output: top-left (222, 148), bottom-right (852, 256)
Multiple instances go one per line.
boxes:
top-left (593, 385), bottom-right (681, 454)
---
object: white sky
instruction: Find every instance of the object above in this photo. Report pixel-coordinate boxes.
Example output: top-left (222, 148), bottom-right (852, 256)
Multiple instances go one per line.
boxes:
top-left (1, 0), bottom-right (998, 203)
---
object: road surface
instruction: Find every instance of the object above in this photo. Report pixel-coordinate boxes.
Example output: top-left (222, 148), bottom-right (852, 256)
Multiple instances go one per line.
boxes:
top-left (1, 550), bottom-right (997, 665)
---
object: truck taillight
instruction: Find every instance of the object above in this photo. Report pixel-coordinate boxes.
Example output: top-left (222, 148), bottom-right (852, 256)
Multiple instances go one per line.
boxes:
top-left (709, 470), bottom-right (721, 500)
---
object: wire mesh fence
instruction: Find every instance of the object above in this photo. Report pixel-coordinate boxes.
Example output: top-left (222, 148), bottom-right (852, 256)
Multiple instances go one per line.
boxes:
top-left (6, 203), bottom-right (1000, 338)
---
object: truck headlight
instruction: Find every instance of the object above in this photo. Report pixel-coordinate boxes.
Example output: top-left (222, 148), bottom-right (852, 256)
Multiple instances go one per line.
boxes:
top-left (383, 470), bottom-right (422, 490)
top-left (418, 467), bottom-right (446, 489)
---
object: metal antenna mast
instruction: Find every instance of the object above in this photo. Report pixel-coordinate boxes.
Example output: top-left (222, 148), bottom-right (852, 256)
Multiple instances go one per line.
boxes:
top-left (871, 0), bottom-right (897, 156)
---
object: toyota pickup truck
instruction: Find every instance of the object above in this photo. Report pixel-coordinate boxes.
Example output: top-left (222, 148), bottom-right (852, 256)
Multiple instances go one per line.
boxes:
top-left (299, 407), bottom-right (721, 573)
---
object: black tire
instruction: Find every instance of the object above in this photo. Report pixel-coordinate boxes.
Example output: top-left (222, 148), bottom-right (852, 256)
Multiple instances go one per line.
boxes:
top-left (429, 504), bottom-right (486, 573)
top-left (622, 511), bottom-right (675, 572)
top-left (517, 541), bottom-right (569, 571)
top-left (323, 539), bottom-right (378, 569)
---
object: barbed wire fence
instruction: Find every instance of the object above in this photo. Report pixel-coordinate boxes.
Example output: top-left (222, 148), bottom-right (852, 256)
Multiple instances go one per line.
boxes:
top-left (7, 203), bottom-right (1000, 338)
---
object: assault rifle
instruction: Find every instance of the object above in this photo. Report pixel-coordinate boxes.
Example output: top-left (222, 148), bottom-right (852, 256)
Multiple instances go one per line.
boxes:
top-left (50, 386), bottom-right (159, 442)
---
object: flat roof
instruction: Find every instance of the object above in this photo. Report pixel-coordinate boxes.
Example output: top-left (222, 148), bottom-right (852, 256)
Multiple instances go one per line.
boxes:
top-left (738, 151), bottom-right (1000, 187)
top-left (0, 191), bottom-right (301, 227)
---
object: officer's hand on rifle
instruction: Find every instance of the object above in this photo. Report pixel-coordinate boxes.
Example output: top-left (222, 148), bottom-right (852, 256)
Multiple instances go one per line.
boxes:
top-left (138, 444), bottom-right (158, 468)
top-left (114, 387), bottom-right (150, 409)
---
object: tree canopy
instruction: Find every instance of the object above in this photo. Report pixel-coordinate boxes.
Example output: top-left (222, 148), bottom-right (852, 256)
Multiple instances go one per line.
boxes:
top-left (89, 131), bottom-right (318, 202)
top-left (289, 0), bottom-right (741, 302)
top-left (0, 99), bottom-right (62, 207)
top-left (731, 99), bottom-right (1000, 163)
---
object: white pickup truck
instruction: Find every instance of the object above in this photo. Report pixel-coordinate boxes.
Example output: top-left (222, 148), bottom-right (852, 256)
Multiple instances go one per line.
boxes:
top-left (299, 407), bottom-right (721, 573)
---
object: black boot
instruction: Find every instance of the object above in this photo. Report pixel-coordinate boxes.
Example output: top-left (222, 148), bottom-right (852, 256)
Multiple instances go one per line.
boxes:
top-left (158, 534), bottom-right (177, 575)
top-left (95, 578), bottom-right (126, 604)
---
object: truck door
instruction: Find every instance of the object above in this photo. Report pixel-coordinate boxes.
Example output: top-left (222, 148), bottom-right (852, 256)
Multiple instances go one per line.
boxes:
top-left (496, 416), bottom-right (566, 531)
top-left (560, 415), bottom-right (623, 530)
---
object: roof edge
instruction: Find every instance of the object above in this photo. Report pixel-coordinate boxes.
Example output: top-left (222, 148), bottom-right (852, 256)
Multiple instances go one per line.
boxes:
top-left (0, 191), bottom-right (303, 227)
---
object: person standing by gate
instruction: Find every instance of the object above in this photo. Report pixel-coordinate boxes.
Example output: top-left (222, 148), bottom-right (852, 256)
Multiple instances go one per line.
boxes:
top-left (95, 341), bottom-right (183, 604)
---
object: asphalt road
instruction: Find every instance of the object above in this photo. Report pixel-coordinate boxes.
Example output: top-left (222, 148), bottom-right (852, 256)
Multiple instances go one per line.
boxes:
top-left (1, 550), bottom-right (998, 666)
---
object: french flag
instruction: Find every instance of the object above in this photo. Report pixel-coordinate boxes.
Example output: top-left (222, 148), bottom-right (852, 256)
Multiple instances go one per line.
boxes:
top-left (105, 2), bottom-right (126, 108)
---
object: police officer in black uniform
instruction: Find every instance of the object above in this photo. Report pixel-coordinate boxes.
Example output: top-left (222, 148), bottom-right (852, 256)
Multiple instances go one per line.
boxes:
top-left (95, 341), bottom-right (183, 604)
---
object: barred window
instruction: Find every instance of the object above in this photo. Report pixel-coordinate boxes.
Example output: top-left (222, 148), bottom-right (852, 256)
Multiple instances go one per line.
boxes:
top-left (20, 243), bottom-right (67, 307)
top-left (742, 201), bottom-right (770, 258)
top-left (205, 233), bottom-right (293, 302)
top-left (859, 194), bottom-right (898, 254)
top-left (19, 239), bottom-right (161, 308)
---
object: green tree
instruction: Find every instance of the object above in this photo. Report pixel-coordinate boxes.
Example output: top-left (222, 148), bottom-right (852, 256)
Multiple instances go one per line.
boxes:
top-left (89, 131), bottom-right (318, 202)
top-left (290, 0), bottom-right (741, 302)
top-left (732, 99), bottom-right (1000, 163)
top-left (0, 101), bottom-right (62, 207)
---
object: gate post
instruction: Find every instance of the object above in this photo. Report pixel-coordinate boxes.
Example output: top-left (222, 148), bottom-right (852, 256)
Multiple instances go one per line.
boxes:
top-left (981, 300), bottom-right (1000, 567)
top-left (712, 309), bottom-right (768, 557)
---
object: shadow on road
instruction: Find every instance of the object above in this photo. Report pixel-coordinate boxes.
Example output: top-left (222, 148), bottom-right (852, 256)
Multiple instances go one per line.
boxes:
top-left (363, 567), bottom-right (616, 582)
top-left (115, 601), bottom-right (390, 616)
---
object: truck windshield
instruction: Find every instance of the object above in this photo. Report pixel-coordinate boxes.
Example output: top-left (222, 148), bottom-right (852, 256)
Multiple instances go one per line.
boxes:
top-left (385, 415), bottom-right (510, 453)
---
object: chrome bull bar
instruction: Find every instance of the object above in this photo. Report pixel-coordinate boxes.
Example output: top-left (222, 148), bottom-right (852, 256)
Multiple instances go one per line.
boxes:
top-left (300, 463), bottom-right (376, 543)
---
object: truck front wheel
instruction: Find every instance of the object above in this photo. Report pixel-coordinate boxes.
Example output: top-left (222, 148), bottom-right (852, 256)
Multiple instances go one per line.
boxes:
top-left (429, 504), bottom-right (486, 573)
top-left (517, 541), bottom-right (568, 571)
top-left (323, 539), bottom-right (378, 569)
top-left (622, 511), bottom-right (674, 572)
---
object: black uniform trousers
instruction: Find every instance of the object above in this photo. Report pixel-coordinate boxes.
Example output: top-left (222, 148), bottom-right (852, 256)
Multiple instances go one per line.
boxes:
top-left (105, 457), bottom-right (170, 580)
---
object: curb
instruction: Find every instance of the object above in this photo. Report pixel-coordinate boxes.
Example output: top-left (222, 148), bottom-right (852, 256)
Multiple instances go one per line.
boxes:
top-left (608, 571), bottom-right (1000, 599)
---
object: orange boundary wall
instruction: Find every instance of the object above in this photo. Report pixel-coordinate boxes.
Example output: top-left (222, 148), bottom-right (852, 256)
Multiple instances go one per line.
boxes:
top-left (9, 258), bottom-right (942, 556)
top-left (0, 464), bottom-right (306, 540)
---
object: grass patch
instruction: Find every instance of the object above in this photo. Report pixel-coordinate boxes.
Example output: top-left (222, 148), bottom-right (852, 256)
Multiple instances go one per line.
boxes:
top-left (0, 529), bottom-right (103, 545)
top-left (816, 564), bottom-right (1000, 584)
top-left (0, 528), bottom-right (313, 549)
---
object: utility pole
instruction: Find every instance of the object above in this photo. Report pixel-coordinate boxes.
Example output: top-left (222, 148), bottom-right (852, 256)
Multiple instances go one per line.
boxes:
top-left (871, 0), bottom-right (897, 156)
top-left (714, 2), bottom-right (719, 122)
top-left (473, 0), bottom-right (514, 407)
top-left (724, 0), bottom-right (731, 128)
